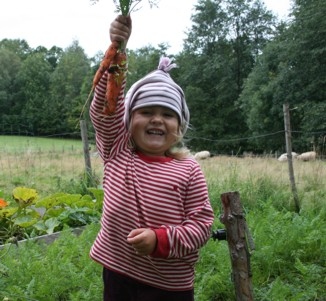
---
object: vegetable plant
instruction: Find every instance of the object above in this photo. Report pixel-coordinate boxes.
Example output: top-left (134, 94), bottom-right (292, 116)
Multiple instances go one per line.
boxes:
top-left (0, 187), bottom-right (103, 245)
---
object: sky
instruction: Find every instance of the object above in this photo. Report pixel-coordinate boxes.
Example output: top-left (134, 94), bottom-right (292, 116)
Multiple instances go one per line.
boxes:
top-left (0, 0), bottom-right (291, 57)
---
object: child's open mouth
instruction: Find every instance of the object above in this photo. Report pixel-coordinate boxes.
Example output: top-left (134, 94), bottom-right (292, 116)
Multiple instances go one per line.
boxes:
top-left (147, 129), bottom-right (164, 136)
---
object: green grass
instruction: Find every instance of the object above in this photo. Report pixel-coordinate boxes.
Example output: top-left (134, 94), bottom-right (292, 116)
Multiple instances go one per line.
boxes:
top-left (0, 136), bottom-right (326, 300)
top-left (0, 135), bottom-right (83, 153)
top-left (0, 224), bottom-right (102, 301)
top-left (0, 136), bottom-right (100, 197)
top-left (197, 202), bottom-right (326, 301)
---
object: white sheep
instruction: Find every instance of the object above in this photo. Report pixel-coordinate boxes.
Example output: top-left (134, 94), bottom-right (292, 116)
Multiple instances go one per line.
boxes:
top-left (278, 152), bottom-right (298, 162)
top-left (296, 151), bottom-right (316, 161)
top-left (194, 151), bottom-right (211, 160)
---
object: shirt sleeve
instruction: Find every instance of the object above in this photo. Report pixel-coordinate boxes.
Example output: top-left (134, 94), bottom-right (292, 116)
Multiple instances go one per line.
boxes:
top-left (150, 162), bottom-right (215, 259)
top-left (89, 70), bottom-right (127, 162)
top-left (166, 163), bottom-right (214, 258)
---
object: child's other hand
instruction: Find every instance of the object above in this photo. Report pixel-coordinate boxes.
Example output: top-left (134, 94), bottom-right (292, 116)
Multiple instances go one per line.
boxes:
top-left (127, 228), bottom-right (157, 256)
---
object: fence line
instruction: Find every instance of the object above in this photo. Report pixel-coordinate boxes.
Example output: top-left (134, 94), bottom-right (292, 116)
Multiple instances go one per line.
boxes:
top-left (1, 129), bottom-right (325, 143)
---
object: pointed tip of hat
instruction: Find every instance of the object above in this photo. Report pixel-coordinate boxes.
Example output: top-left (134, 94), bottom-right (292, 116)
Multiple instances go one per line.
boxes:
top-left (158, 57), bottom-right (178, 73)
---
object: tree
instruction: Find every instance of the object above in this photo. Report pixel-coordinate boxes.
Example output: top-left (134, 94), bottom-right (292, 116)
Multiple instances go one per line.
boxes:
top-left (17, 53), bottom-right (53, 135)
top-left (0, 39), bottom-right (31, 60)
top-left (239, 0), bottom-right (326, 153)
top-left (289, 0), bottom-right (326, 152)
top-left (177, 0), bottom-right (276, 153)
top-left (33, 45), bottom-right (64, 69)
top-left (49, 41), bottom-right (91, 135)
top-left (238, 36), bottom-right (292, 152)
top-left (0, 49), bottom-right (22, 114)
top-left (0, 48), bottom-right (24, 134)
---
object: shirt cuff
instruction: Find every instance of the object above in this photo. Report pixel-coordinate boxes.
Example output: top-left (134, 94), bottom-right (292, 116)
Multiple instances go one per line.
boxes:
top-left (150, 228), bottom-right (170, 258)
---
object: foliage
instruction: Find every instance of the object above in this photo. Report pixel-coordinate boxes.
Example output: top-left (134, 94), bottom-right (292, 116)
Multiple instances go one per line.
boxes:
top-left (194, 202), bottom-right (326, 300)
top-left (1, 141), bottom-right (326, 299)
top-left (0, 187), bottom-right (103, 245)
top-left (0, 224), bottom-right (102, 301)
top-left (1, 0), bottom-right (325, 155)
top-left (1, 176), bottom-right (325, 300)
top-left (177, 0), bottom-right (277, 153)
top-left (89, 0), bottom-right (159, 15)
top-left (250, 204), bottom-right (325, 300)
top-left (239, 0), bottom-right (326, 153)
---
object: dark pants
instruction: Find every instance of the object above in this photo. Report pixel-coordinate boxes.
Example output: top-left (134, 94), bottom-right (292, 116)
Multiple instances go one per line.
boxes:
top-left (103, 268), bottom-right (194, 301)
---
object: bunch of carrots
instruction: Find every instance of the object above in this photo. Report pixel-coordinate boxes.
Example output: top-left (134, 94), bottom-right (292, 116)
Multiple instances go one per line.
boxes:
top-left (92, 40), bottom-right (127, 115)
top-left (90, 0), bottom-right (158, 115)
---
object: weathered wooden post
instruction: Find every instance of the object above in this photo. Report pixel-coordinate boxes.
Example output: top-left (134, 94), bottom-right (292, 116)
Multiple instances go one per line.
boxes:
top-left (80, 119), bottom-right (93, 186)
top-left (213, 191), bottom-right (254, 301)
top-left (283, 103), bottom-right (300, 213)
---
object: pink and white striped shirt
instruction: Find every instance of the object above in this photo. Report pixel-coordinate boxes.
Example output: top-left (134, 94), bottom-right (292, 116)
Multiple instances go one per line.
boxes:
top-left (89, 71), bottom-right (214, 291)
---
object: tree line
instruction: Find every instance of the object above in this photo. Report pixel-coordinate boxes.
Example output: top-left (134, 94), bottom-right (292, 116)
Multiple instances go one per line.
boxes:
top-left (0, 0), bottom-right (325, 155)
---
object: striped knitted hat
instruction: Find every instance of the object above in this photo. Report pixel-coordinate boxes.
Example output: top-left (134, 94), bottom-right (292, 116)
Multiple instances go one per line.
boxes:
top-left (124, 57), bottom-right (190, 135)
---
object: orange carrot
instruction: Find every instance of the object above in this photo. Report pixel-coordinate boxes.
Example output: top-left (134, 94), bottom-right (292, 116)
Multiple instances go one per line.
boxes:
top-left (92, 40), bottom-right (120, 89)
top-left (103, 51), bottom-right (127, 115)
top-left (78, 2), bottom-right (156, 121)
top-left (91, 40), bottom-right (127, 115)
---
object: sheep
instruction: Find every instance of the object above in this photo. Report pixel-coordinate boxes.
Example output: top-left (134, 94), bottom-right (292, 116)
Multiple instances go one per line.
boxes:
top-left (243, 151), bottom-right (254, 158)
top-left (296, 151), bottom-right (316, 161)
top-left (277, 152), bottom-right (298, 162)
top-left (194, 150), bottom-right (211, 160)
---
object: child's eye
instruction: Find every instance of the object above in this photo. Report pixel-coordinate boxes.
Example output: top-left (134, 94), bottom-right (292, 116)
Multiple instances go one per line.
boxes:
top-left (140, 109), bottom-right (152, 115)
top-left (163, 112), bottom-right (175, 118)
top-left (162, 109), bottom-right (177, 118)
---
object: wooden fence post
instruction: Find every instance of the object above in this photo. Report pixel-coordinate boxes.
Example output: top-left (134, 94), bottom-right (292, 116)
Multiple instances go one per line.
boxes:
top-left (219, 191), bottom-right (254, 301)
top-left (283, 103), bottom-right (300, 213)
top-left (80, 120), bottom-right (93, 186)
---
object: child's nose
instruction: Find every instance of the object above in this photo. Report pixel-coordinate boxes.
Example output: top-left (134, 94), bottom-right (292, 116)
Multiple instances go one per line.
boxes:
top-left (150, 114), bottom-right (163, 123)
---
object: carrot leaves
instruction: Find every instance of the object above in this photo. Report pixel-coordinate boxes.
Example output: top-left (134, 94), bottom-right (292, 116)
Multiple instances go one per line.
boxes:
top-left (90, 0), bottom-right (159, 16)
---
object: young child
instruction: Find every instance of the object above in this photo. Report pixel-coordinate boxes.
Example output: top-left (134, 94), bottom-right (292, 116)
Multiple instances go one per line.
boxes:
top-left (90, 15), bottom-right (215, 301)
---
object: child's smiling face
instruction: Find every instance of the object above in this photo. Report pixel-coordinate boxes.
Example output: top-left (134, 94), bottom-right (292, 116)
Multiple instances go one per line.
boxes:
top-left (130, 106), bottom-right (180, 157)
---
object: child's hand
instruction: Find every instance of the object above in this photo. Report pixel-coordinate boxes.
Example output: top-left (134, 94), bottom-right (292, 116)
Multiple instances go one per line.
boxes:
top-left (110, 15), bottom-right (132, 44)
top-left (127, 228), bottom-right (157, 256)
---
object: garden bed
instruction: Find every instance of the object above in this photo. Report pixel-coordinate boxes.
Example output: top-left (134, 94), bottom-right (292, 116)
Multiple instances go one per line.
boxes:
top-left (0, 226), bottom-right (86, 250)
top-left (0, 224), bottom-right (103, 301)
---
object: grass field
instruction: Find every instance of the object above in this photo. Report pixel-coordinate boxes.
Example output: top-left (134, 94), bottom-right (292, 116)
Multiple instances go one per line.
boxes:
top-left (1, 136), bottom-right (325, 300)
top-left (1, 135), bottom-right (325, 209)
top-left (0, 135), bottom-right (83, 152)
top-left (0, 135), bottom-right (102, 197)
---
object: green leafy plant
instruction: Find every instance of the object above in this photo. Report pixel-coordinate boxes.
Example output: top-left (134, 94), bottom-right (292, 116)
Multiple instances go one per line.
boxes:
top-left (0, 187), bottom-right (104, 245)
top-left (0, 224), bottom-right (102, 301)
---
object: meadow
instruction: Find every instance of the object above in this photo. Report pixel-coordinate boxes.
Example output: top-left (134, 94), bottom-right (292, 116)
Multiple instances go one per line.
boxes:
top-left (0, 135), bottom-right (102, 197)
top-left (0, 136), bottom-right (325, 300)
